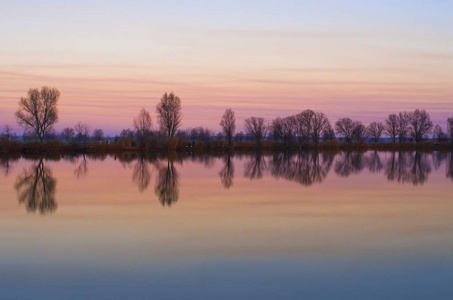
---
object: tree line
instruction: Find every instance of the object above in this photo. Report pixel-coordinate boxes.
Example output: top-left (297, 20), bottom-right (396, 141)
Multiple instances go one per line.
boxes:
top-left (2, 86), bottom-right (453, 150)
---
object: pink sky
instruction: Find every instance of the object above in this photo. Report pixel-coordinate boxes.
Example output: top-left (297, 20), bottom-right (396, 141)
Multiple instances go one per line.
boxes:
top-left (1, 1), bottom-right (452, 135)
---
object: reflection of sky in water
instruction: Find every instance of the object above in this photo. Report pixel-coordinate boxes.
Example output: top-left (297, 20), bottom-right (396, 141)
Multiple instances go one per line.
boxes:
top-left (0, 152), bottom-right (453, 299)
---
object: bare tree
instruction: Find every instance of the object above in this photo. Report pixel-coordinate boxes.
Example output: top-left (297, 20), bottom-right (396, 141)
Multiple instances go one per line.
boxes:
top-left (433, 125), bottom-right (447, 143)
top-left (335, 118), bottom-right (355, 143)
top-left (60, 127), bottom-right (75, 141)
top-left (15, 86), bottom-right (60, 142)
top-left (234, 131), bottom-right (245, 142)
top-left (92, 129), bottom-right (104, 141)
top-left (385, 113), bottom-right (398, 143)
top-left (220, 108), bottom-right (236, 146)
top-left (311, 111), bottom-right (330, 146)
top-left (156, 92), bottom-right (182, 138)
top-left (294, 110), bottom-right (314, 146)
top-left (120, 128), bottom-right (134, 139)
top-left (133, 108), bottom-right (153, 147)
top-left (322, 123), bottom-right (336, 141)
top-left (3, 125), bottom-right (13, 141)
top-left (74, 122), bottom-right (90, 144)
top-left (270, 116), bottom-right (295, 147)
top-left (397, 111), bottom-right (410, 142)
top-left (447, 117), bottom-right (453, 142)
top-left (409, 109), bottom-right (433, 143)
top-left (244, 117), bottom-right (268, 145)
top-left (271, 117), bottom-right (284, 142)
top-left (352, 122), bottom-right (367, 143)
top-left (189, 127), bottom-right (213, 142)
top-left (367, 122), bottom-right (385, 143)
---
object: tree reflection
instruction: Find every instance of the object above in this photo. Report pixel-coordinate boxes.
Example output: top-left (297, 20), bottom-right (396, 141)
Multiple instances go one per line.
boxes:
top-left (0, 154), bottom-right (20, 176)
top-left (432, 151), bottom-right (449, 170)
top-left (385, 152), bottom-right (432, 185)
top-left (244, 153), bottom-right (267, 179)
top-left (192, 153), bottom-right (215, 168)
top-left (219, 154), bottom-right (234, 189)
top-left (366, 151), bottom-right (383, 173)
top-left (334, 152), bottom-right (366, 177)
top-left (270, 152), bottom-right (334, 186)
top-left (154, 159), bottom-right (179, 206)
top-left (132, 155), bottom-right (157, 192)
top-left (74, 154), bottom-right (88, 178)
top-left (133, 156), bottom-right (151, 192)
top-left (447, 153), bottom-right (453, 180)
top-left (15, 158), bottom-right (57, 214)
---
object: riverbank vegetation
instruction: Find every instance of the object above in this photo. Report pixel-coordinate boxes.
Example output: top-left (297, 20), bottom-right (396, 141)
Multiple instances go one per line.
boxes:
top-left (1, 86), bottom-right (452, 154)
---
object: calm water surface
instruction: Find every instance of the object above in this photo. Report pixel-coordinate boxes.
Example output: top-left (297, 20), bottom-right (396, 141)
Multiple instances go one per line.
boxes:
top-left (1, 151), bottom-right (453, 299)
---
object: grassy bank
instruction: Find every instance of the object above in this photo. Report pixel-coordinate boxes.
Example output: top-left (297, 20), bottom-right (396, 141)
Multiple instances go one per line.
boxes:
top-left (1, 137), bottom-right (452, 155)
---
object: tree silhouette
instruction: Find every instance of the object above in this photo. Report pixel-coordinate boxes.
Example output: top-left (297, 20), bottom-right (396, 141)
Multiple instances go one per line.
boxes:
top-left (409, 109), bottom-right (433, 143)
top-left (397, 112), bottom-right (411, 142)
top-left (60, 127), bottom-right (75, 142)
top-left (385, 114), bottom-right (398, 143)
top-left (74, 122), bottom-right (90, 144)
top-left (3, 125), bottom-right (13, 141)
top-left (311, 111), bottom-right (330, 146)
top-left (220, 108), bottom-right (236, 146)
top-left (133, 108), bottom-right (153, 148)
top-left (270, 116), bottom-right (295, 148)
top-left (15, 86), bottom-right (60, 142)
top-left (447, 117), bottom-right (453, 142)
top-left (156, 92), bottom-right (182, 138)
top-left (335, 118), bottom-right (360, 144)
top-left (244, 117), bottom-right (268, 146)
top-left (15, 158), bottom-right (57, 214)
top-left (367, 122), bottom-right (385, 144)
top-left (92, 128), bottom-right (104, 141)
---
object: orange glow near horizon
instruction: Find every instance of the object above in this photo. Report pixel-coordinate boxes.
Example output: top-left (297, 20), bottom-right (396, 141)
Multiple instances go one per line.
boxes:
top-left (1, 1), bottom-right (452, 135)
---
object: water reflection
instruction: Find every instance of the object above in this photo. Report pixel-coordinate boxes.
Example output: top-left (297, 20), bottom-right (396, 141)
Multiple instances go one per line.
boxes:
top-left (132, 156), bottom-right (153, 192)
top-left (0, 153), bottom-right (20, 176)
top-left (154, 158), bottom-right (179, 206)
top-left (270, 152), bottom-right (334, 186)
top-left (191, 153), bottom-right (215, 168)
top-left (447, 153), bottom-right (453, 181)
top-left (334, 152), bottom-right (366, 177)
top-left (219, 153), bottom-right (234, 189)
top-left (14, 158), bottom-right (57, 214)
top-left (367, 151), bottom-right (383, 173)
top-left (244, 153), bottom-right (267, 180)
top-left (74, 154), bottom-right (88, 178)
top-left (5, 151), bottom-right (453, 215)
top-left (385, 152), bottom-right (431, 186)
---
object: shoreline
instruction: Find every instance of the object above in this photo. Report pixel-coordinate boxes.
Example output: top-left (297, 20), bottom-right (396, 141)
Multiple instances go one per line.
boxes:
top-left (1, 139), bottom-right (452, 157)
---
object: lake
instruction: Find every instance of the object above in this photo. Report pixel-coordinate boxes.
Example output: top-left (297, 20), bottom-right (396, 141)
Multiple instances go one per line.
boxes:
top-left (1, 151), bottom-right (453, 299)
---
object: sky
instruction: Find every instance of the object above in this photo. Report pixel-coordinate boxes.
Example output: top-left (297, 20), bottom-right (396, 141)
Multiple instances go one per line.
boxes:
top-left (1, 0), bottom-right (452, 135)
